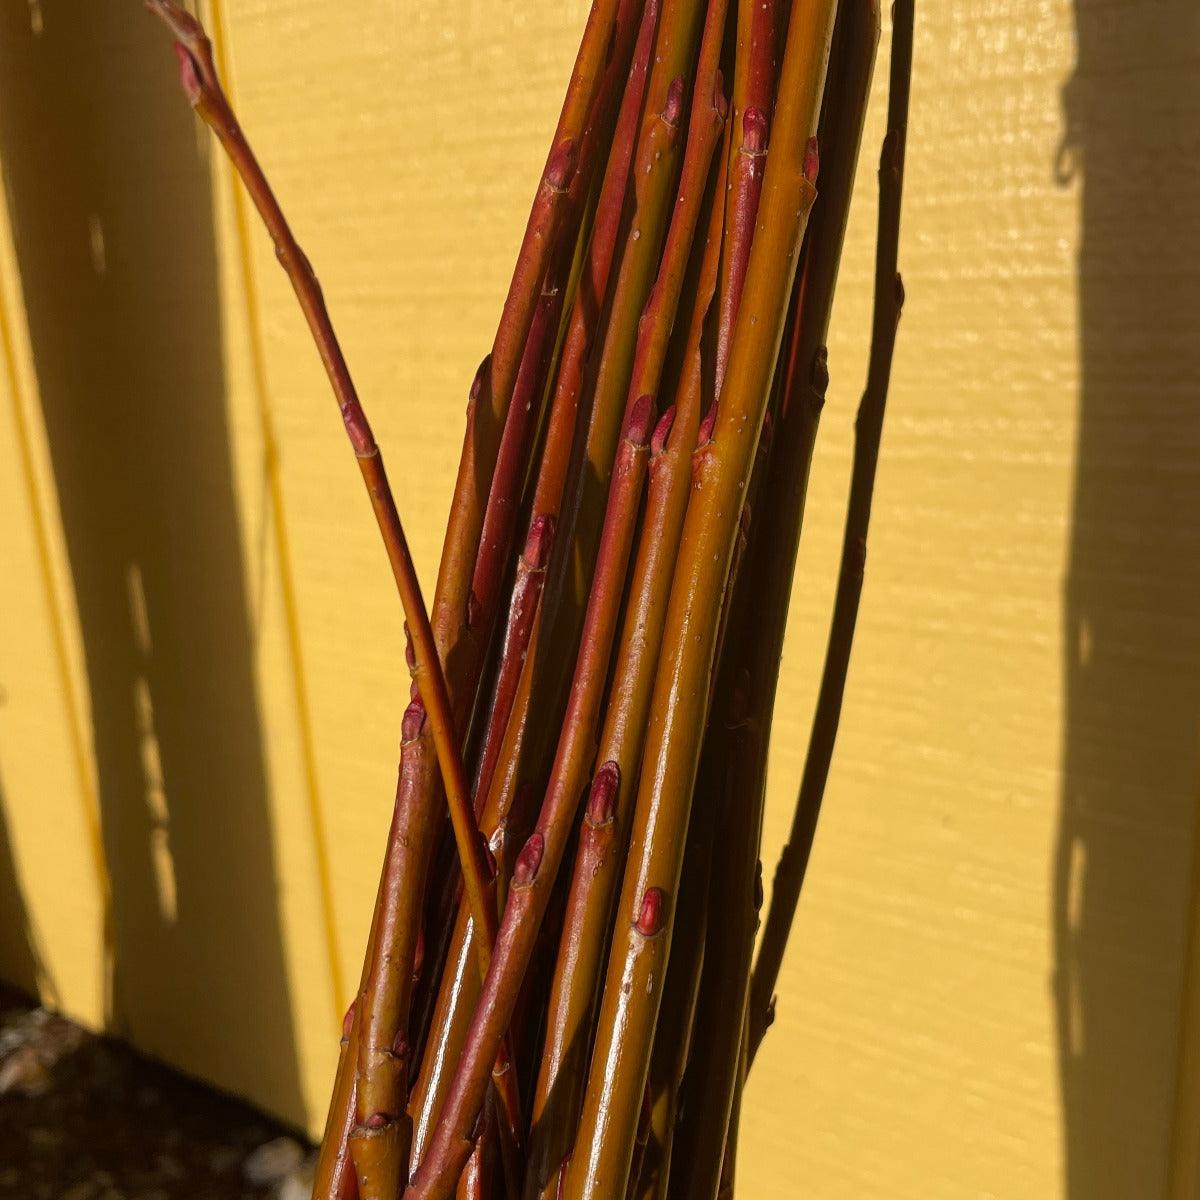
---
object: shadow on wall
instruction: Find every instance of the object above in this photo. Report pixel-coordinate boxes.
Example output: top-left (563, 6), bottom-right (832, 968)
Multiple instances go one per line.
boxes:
top-left (0, 771), bottom-right (55, 1006)
top-left (0, 3), bottom-right (303, 1120)
top-left (1054, 0), bottom-right (1200, 1196)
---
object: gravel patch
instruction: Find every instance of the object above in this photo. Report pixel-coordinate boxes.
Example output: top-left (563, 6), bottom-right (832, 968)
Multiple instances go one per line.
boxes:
top-left (0, 987), bottom-right (315, 1200)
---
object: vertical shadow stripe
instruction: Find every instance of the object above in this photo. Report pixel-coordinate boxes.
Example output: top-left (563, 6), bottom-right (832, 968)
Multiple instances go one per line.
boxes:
top-left (0, 204), bottom-right (112, 1006)
top-left (207, 0), bottom-right (347, 1026)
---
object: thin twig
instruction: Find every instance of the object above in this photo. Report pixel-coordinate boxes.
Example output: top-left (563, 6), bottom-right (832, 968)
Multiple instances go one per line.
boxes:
top-left (668, 4), bottom-right (882, 1191)
top-left (146, 9), bottom-right (501, 1194)
top-left (748, 0), bottom-right (914, 1064)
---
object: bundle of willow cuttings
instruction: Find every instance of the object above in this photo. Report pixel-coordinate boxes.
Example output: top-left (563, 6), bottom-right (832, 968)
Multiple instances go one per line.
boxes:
top-left (149, 0), bottom-right (912, 1196)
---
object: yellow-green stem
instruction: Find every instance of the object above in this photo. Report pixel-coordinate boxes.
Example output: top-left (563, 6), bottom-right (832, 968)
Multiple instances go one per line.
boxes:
top-left (560, 0), bottom-right (834, 1191)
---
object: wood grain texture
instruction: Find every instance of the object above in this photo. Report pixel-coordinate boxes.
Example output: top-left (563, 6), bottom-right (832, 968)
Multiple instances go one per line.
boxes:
top-left (0, 1), bottom-right (1197, 1196)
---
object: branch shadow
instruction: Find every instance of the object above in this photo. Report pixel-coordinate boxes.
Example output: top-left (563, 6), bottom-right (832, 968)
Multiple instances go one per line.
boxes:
top-left (0, 2), bottom-right (302, 1118)
top-left (1053, 1), bottom-right (1200, 1194)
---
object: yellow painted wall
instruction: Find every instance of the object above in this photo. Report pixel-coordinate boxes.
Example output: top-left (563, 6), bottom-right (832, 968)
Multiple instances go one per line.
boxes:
top-left (0, 1), bottom-right (1197, 1196)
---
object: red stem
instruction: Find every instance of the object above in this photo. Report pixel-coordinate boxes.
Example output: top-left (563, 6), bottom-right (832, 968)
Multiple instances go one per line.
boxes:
top-left (407, 13), bottom-right (728, 1195)
top-left (713, 0), bottom-right (782, 406)
top-left (468, 0), bottom-right (660, 819)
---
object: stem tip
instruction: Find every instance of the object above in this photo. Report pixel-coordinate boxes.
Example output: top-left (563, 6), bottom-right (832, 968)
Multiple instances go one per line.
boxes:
top-left (586, 761), bottom-right (620, 825)
top-left (513, 832), bottom-right (546, 888)
top-left (625, 394), bottom-right (656, 445)
top-left (524, 513), bottom-right (556, 569)
top-left (713, 72), bottom-right (730, 123)
top-left (470, 355), bottom-right (491, 403)
top-left (172, 41), bottom-right (203, 106)
top-left (634, 887), bottom-right (666, 937)
top-left (742, 106), bottom-right (769, 155)
top-left (651, 405), bottom-right (677, 456)
top-left (402, 696), bottom-right (426, 742)
top-left (545, 137), bottom-right (579, 191)
top-left (663, 77), bottom-right (685, 126)
top-left (340, 396), bottom-right (374, 456)
top-left (804, 136), bottom-right (820, 185)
